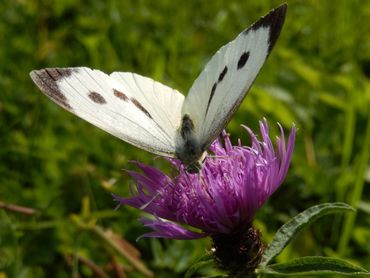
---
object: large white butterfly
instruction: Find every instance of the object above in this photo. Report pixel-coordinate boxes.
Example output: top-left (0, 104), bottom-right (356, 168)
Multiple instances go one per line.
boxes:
top-left (30, 4), bottom-right (287, 173)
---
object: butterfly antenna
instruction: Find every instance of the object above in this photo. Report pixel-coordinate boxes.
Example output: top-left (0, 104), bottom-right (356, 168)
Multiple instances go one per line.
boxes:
top-left (139, 172), bottom-right (180, 210)
top-left (207, 154), bottom-right (227, 159)
top-left (140, 190), bottom-right (161, 210)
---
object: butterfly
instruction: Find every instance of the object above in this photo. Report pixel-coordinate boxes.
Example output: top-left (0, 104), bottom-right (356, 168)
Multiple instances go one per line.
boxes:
top-left (30, 4), bottom-right (287, 173)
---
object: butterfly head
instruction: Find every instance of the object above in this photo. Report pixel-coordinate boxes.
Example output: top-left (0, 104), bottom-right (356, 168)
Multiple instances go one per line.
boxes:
top-left (186, 161), bottom-right (202, 174)
top-left (176, 138), bottom-right (205, 172)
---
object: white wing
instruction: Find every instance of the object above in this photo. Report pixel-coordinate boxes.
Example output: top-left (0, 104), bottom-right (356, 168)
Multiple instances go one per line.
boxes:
top-left (30, 67), bottom-right (184, 156)
top-left (182, 4), bottom-right (287, 150)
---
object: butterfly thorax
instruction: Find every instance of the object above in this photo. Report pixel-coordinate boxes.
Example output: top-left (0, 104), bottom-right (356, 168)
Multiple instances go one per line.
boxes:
top-left (176, 114), bottom-right (205, 173)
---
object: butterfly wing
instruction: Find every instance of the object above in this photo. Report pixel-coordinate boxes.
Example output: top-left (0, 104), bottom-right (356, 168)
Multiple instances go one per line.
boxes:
top-left (182, 4), bottom-right (287, 150)
top-left (30, 67), bottom-right (184, 156)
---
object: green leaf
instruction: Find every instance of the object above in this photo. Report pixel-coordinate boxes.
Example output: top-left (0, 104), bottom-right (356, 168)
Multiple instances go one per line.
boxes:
top-left (185, 254), bottom-right (213, 278)
top-left (258, 256), bottom-right (370, 276)
top-left (261, 202), bottom-right (354, 266)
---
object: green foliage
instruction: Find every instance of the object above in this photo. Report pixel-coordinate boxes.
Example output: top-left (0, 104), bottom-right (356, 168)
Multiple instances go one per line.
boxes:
top-left (184, 256), bottom-right (214, 278)
top-left (1, 0), bottom-right (370, 277)
top-left (188, 203), bottom-right (366, 276)
top-left (259, 256), bottom-right (370, 276)
top-left (258, 203), bottom-right (369, 276)
top-left (261, 202), bottom-right (355, 266)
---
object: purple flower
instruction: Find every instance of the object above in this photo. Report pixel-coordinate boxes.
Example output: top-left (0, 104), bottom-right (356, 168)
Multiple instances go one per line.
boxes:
top-left (115, 120), bottom-right (296, 240)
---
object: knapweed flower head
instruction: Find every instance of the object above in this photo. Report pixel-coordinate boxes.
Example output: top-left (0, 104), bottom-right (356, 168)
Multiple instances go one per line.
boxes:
top-left (115, 120), bottom-right (296, 241)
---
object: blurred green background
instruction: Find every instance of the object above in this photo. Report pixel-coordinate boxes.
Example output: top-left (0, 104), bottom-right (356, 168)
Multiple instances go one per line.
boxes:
top-left (1, 0), bottom-right (370, 277)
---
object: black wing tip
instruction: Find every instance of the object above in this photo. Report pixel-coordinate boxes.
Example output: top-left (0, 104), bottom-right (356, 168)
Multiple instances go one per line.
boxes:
top-left (30, 68), bottom-right (74, 111)
top-left (248, 3), bottom-right (288, 52)
top-left (29, 69), bottom-right (45, 86)
top-left (30, 67), bottom-right (75, 79)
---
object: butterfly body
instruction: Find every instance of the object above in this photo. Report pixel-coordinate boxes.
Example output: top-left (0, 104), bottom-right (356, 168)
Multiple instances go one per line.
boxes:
top-left (174, 114), bottom-right (206, 172)
top-left (30, 4), bottom-right (287, 173)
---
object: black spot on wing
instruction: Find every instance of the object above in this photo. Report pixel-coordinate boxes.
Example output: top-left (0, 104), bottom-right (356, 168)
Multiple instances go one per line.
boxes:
top-left (114, 89), bottom-right (152, 120)
top-left (30, 68), bottom-right (75, 111)
top-left (237, 51), bottom-right (250, 70)
top-left (218, 66), bottom-right (228, 82)
top-left (113, 89), bottom-right (129, 101)
top-left (88, 91), bottom-right (106, 104)
top-left (205, 82), bottom-right (217, 115)
top-left (131, 98), bottom-right (152, 119)
top-left (205, 66), bottom-right (228, 115)
top-left (211, 82), bottom-right (217, 96)
top-left (245, 3), bottom-right (287, 52)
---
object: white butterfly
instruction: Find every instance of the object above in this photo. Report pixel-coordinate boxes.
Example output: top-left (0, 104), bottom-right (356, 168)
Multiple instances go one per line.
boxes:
top-left (30, 4), bottom-right (287, 173)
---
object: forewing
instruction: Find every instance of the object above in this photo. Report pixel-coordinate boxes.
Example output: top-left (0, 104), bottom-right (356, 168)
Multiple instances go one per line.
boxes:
top-left (110, 72), bottom-right (184, 135)
top-left (30, 67), bottom-right (184, 156)
top-left (182, 4), bottom-right (287, 150)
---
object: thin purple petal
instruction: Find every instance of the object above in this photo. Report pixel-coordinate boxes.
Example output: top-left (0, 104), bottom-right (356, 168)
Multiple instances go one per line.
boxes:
top-left (138, 217), bottom-right (208, 240)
